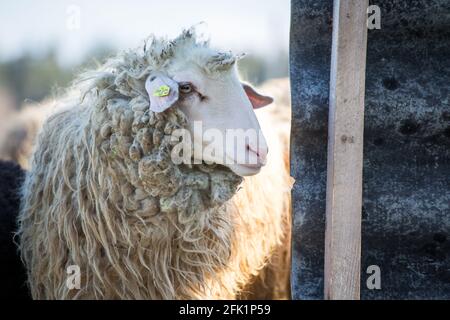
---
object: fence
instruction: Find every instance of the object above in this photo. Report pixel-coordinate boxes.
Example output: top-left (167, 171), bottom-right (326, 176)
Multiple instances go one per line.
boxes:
top-left (290, 0), bottom-right (450, 299)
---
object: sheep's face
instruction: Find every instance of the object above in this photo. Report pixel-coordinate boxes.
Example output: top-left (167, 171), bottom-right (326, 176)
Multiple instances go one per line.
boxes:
top-left (146, 62), bottom-right (273, 177)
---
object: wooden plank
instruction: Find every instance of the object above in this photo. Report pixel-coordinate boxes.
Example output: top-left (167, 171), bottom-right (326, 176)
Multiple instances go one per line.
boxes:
top-left (324, 0), bottom-right (368, 300)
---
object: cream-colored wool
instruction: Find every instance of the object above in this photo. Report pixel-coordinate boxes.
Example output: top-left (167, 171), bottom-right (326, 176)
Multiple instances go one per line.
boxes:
top-left (17, 29), bottom-right (291, 299)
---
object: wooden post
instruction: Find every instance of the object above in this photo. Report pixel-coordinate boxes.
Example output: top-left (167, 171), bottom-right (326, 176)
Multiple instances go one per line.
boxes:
top-left (324, 0), bottom-right (368, 300)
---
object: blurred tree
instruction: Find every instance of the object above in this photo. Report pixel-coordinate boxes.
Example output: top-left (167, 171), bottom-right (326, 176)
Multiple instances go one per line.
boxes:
top-left (0, 45), bottom-right (115, 110)
top-left (237, 50), bottom-right (289, 85)
top-left (0, 50), bottom-right (72, 109)
top-left (267, 49), bottom-right (289, 79)
top-left (238, 55), bottom-right (268, 85)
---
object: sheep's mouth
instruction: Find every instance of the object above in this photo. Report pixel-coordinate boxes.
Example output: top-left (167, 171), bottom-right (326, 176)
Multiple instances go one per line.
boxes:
top-left (239, 163), bottom-right (263, 169)
top-left (189, 160), bottom-right (258, 177)
top-left (192, 156), bottom-right (263, 177)
top-left (228, 163), bottom-right (262, 177)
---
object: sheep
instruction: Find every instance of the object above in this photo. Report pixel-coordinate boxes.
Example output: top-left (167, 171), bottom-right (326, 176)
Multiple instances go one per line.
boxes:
top-left (0, 79), bottom-right (291, 299)
top-left (0, 160), bottom-right (29, 299)
top-left (17, 28), bottom-right (292, 300)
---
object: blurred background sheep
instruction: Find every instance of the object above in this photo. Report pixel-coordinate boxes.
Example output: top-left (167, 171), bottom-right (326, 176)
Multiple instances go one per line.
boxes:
top-left (0, 100), bottom-right (57, 169)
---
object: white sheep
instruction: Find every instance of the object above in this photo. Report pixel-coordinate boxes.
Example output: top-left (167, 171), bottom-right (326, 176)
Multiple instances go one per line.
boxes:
top-left (18, 28), bottom-right (292, 299)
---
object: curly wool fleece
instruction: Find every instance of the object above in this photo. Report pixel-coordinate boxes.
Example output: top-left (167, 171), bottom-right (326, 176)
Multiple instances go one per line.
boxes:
top-left (18, 30), bottom-right (290, 299)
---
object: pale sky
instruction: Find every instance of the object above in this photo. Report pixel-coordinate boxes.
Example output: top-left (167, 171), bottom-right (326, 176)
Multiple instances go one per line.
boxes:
top-left (0, 0), bottom-right (290, 65)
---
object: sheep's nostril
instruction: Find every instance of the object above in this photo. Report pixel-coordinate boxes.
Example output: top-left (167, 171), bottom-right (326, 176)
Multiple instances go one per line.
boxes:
top-left (247, 144), bottom-right (257, 155)
top-left (258, 147), bottom-right (268, 164)
top-left (247, 144), bottom-right (268, 165)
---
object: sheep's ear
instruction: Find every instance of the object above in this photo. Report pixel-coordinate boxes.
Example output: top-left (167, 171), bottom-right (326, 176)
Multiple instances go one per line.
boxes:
top-left (242, 83), bottom-right (273, 109)
top-left (145, 74), bottom-right (179, 113)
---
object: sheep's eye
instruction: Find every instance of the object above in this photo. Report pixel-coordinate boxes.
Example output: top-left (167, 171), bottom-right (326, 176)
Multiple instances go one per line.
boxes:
top-left (179, 83), bottom-right (193, 94)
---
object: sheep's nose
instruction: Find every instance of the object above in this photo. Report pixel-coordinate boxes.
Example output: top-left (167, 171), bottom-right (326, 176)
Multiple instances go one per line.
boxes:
top-left (247, 144), bottom-right (268, 165)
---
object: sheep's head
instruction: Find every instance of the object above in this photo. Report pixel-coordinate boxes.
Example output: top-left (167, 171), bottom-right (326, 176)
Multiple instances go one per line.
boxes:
top-left (143, 34), bottom-right (273, 177)
top-left (155, 56), bottom-right (271, 176)
top-left (80, 28), bottom-right (273, 213)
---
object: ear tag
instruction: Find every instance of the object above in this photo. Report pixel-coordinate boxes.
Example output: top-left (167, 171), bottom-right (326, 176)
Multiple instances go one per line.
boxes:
top-left (146, 74), bottom-right (179, 113)
top-left (153, 85), bottom-right (171, 97)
